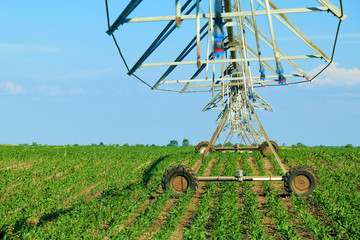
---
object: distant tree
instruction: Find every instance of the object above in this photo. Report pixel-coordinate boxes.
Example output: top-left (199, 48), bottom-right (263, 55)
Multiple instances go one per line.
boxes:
top-left (224, 142), bottom-right (233, 147)
top-left (136, 143), bottom-right (144, 147)
top-left (215, 143), bottom-right (222, 147)
top-left (296, 142), bottom-right (306, 147)
top-left (182, 139), bottom-right (190, 147)
top-left (32, 142), bottom-right (38, 146)
top-left (282, 143), bottom-right (286, 147)
top-left (123, 143), bottom-right (129, 147)
top-left (344, 144), bottom-right (353, 148)
top-left (99, 142), bottom-right (104, 146)
top-left (150, 144), bottom-right (156, 147)
top-left (167, 140), bottom-right (178, 147)
top-left (73, 144), bottom-right (79, 146)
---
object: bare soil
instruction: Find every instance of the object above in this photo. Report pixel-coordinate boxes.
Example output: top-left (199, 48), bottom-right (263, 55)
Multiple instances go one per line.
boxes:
top-left (63, 181), bottom-right (103, 206)
top-left (263, 157), bottom-right (315, 239)
top-left (170, 158), bottom-right (217, 240)
top-left (135, 160), bottom-right (152, 171)
top-left (247, 157), bottom-right (279, 239)
top-left (138, 198), bottom-right (176, 239)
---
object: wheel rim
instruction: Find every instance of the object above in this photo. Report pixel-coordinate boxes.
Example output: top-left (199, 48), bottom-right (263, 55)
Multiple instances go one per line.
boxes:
top-left (199, 146), bottom-right (207, 154)
top-left (263, 146), bottom-right (272, 154)
top-left (263, 144), bottom-right (277, 154)
top-left (171, 175), bottom-right (189, 193)
top-left (292, 174), bottom-right (311, 193)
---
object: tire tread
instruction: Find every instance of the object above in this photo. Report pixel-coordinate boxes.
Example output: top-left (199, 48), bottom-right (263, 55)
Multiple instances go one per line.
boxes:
top-left (161, 165), bottom-right (198, 193)
top-left (284, 165), bottom-right (319, 195)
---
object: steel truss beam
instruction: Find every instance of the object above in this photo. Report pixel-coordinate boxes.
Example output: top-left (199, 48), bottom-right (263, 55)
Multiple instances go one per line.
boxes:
top-left (106, 1), bottom-right (344, 194)
top-left (120, 7), bottom-right (329, 24)
top-left (106, 0), bottom-right (143, 35)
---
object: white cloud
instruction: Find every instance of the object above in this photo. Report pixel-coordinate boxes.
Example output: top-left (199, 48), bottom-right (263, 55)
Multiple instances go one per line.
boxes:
top-left (341, 33), bottom-right (360, 39)
top-left (0, 81), bottom-right (25, 94)
top-left (278, 33), bottom-right (360, 42)
top-left (309, 33), bottom-right (360, 41)
top-left (68, 88), bottom-right (84, 95)
top-left (137, 83), bottom-right (151, 90)
top-left (0, 43), bottom-right (59, 55)
top-left (52, 68), bottom-right (112, 81)
top-left (322, 93), bottom-right (360, 98)
top-left (308, 63), bottom-right (360, 86)
top-left (35, 86), bottom-right (84, 96)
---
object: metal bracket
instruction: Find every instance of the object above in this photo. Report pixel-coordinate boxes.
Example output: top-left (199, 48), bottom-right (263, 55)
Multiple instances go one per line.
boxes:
top-left (237, 169), bottom-right (244, 182)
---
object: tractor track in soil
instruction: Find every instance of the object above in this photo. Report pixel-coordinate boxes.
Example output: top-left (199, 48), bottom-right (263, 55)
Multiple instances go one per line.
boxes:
top-left (135, 158), bottom-right (198, 239)
top-left (247, 157), bottom-right (278, 239)
top-left (135, 159), bottom-right (152, 171)
top-left (170, 158), bottom-right (217, 240)
top-left (206, 159), bottom-right (227, 237)
top-left (263, 157), bottom-right (315, 239)
top-left (236, 158), bottom-right (247, 238)
top-left (286, 155), bottom-right (339, 236)
top-left (3, 147), bottom-right (360, 239)
top-left (63, 180), bottom-right (104, 207)
top-left (138, 198), bottom-right (176, 240)
top-left (121, 185), bottom-right (164, 231)
top-left (112, 158), bottom-right (192, 237)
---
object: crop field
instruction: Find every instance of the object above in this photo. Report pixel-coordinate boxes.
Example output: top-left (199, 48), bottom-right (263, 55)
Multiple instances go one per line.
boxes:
top-left (1, 145), bottom-right (360, 239)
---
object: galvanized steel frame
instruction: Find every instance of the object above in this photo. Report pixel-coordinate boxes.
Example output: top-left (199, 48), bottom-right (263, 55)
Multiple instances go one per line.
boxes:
top-left (106, 0), bottom-right (345, 182)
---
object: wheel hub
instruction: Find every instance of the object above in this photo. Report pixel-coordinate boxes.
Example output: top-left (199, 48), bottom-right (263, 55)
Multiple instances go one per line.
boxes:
top-left (293, 174), bottom-right (311, 191)
top-left (263, 146), bottom-right (272, 154)
top-left (171, 175), bottom-right (189, 192)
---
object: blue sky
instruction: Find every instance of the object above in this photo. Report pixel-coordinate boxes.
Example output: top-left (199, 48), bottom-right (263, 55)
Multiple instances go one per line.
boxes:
top-left (0, 0), bottom-right (359, 146)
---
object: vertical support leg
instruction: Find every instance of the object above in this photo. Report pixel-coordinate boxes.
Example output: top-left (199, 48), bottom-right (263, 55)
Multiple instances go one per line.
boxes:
top-left (223, 127), bottom-right (233, 146)
top-left (195, 108), bottom-right (229, 173)
top-left (252, 110), bottom-right (287, 174)
top-left (196, 0), bottom-right (201, 68)
top-left (176, 0), bottom-right (181, 27)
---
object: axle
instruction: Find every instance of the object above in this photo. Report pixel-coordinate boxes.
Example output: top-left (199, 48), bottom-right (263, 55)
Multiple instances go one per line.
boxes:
top-left (197, 175), bottom-right (284, 182)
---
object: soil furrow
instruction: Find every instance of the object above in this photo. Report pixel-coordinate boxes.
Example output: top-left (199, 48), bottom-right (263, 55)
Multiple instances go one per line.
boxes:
top-left (138, 198), bottom-right (176, 239)
top-left (63, 180), bottom-right (104, 206)
top-left (135, 160), bottom-right (152, 171)
top-left (170, 158), bottom-right (216, 240)
top-left (118, 159), bottom-right (190, 232)
top-left (237, 158), bottom-right (247, 238)
top-left (247, 156), bottom-right (278, 239)
top-left (206, 158), bottom-right (227, 237)
top-left (263, 157), bottom-right (314, 239)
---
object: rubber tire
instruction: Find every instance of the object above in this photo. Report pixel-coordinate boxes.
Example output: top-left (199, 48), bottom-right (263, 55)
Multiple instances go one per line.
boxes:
top-left (195, 141), bottom-right (214, 154)
top-left (161, 165), bottom-right (198, 195)
top-left (284, 165), bottom-right (319, 196)
top-left (259, 140), bottom-right (279, 155)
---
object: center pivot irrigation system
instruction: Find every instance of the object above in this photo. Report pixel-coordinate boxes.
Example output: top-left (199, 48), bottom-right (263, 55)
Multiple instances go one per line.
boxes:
top-left (105, 0), bottom-right (346, 196)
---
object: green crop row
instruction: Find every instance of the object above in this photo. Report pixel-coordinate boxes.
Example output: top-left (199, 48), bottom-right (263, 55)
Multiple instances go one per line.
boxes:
top-left (240, 153), bottom-right (266, 239)
top-left (280, 148), bottom-right (360, 239)
top-left (253, 152), bottom-right (300, 240)
top-left (153, 156), bottom-right (212, 240)
top-left (183, 153), bottom-right (224, 239)
top-left (0, 146), bottom-right (195, 238)
top-left (1, 146), bottom-right (359, 238)
top-left (212, 153), bottom-right (245, 239)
